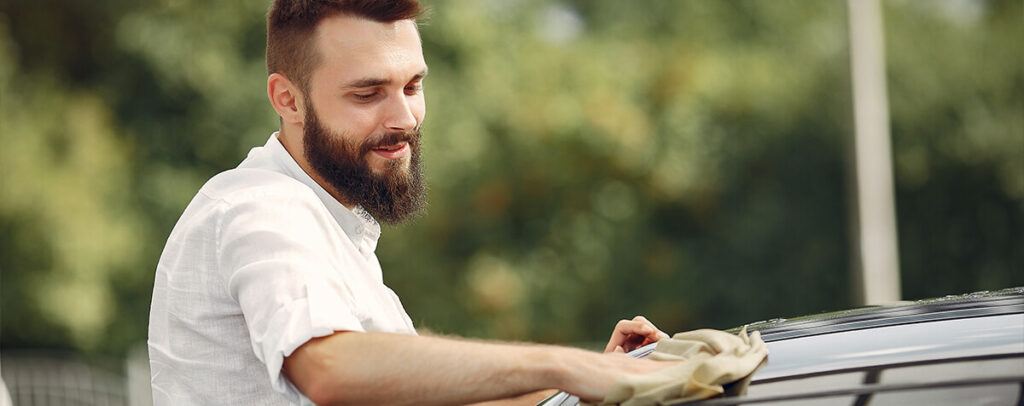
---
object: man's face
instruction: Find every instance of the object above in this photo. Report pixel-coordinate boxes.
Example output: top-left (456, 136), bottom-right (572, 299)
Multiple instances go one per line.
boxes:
top-left (303, 96), bottom-right (425, 224)
top-left (300, 15), bottom-right (428, 223)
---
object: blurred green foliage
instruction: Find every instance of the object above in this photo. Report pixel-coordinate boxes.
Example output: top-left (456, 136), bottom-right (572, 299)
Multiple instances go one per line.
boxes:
top-left (1, 0), bottom-right (1021, 356)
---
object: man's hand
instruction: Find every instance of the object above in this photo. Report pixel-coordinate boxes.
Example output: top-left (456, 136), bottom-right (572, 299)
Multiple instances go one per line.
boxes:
top-left (559, 351), bottom-right (676, 403)
top-left (604, 316), bottom-right (669, 354)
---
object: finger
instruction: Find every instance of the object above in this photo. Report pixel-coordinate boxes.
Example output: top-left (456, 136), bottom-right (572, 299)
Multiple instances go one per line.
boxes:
top-left (606, 331), bottom-right (639, 352)
top-left (605, 321), bottom-right (626, 352)
top-left (608, 319), bottom-right (640, 338)
top-left (632, 315), bottom-right (669, 340)
top-left (632, 316), bottom-right (659, 333)
top-left (606, 318), bottom-right (667, 352)
top-left (615, 345), bottom-right (625, 353)
top-left (606, 319), bottom-right (644, 352)
top-left (619, 320), bottom-right (655, 336)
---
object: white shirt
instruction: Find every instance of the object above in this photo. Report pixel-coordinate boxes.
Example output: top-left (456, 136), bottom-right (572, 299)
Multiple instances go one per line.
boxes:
top-left (148, 134), bottom-right (416, 405)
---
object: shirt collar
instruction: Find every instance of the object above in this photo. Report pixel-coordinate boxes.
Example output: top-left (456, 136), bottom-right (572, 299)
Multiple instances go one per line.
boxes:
top-left (264, 132), bottom-right (381, 253)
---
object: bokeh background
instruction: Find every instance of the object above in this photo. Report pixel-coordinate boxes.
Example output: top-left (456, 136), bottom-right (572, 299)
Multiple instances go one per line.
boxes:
top-left (1, 0), bottom-right (1021, 403)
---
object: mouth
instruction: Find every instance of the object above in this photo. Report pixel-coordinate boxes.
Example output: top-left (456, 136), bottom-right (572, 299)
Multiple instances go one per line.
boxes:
top-left (370, 142), bottom-right (410, 160)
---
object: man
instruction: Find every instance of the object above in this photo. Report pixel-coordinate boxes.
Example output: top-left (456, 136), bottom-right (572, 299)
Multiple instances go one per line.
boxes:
top-left (148, 1), bottom-right (672, 404)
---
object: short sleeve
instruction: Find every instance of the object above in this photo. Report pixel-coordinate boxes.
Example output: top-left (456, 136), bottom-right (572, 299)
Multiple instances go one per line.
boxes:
top-left (218, 184), bottom-right (367, 402)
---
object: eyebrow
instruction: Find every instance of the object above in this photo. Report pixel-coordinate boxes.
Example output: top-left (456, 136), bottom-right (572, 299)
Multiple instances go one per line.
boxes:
top-left (341, 68), bottom-right (429, 90)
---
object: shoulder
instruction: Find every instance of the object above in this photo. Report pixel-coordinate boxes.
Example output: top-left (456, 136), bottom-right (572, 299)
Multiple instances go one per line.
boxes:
top-left (180, 167), bottom-right (335, 234)
top-left (162, 167), bottom-right (341, 268)
top-left (199, 168), bottom-right (320, 207)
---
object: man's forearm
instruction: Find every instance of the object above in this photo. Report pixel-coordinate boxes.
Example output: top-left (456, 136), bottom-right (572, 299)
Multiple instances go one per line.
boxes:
top-left (285, 331), bottom-right (588, 405)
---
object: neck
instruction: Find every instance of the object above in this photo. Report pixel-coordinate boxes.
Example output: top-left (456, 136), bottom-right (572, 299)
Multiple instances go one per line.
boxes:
top-left (275, 128), bottom-right (356, 210)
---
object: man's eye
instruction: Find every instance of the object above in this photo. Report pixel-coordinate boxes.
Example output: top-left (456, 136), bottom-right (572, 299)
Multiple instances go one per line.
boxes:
top-left (405, 85), bottom-right (422, 95)
top-left (354, 92), bottom-right (377, 100)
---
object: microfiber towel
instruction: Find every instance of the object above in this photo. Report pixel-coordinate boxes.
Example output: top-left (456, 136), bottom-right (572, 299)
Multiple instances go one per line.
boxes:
top-left (587, 327), bottom-right (768, 406)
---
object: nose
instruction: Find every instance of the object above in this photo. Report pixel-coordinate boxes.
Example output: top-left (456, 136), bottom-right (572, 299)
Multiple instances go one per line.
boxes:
top-left (383, 93), bottom-right (419, 132)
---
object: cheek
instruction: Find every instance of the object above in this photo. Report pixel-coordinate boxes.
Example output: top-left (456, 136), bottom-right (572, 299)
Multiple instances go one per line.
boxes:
top-left (322, 102), bottom-right (377, 136)
top-left (348, 110), bottom-right (380, 134)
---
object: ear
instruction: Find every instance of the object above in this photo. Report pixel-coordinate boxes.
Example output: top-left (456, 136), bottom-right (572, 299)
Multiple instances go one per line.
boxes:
top-left (267, 73), bottom-right (306, 127)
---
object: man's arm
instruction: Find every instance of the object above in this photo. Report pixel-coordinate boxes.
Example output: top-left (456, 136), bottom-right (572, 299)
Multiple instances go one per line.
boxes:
top-left (284, 331), bottom-right (671, 405)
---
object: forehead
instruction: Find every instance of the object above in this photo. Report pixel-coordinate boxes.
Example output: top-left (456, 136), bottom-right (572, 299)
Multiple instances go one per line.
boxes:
top-left (312, 14), bottom-right (425, 85)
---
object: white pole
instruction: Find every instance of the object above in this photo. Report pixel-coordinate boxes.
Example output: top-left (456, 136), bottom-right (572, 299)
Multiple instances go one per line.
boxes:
top-left (847, 0), bottom-right (902, 305)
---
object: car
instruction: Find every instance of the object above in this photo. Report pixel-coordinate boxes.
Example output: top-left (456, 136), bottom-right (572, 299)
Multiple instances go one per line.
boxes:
top-left (539, 287), bottom-right (1024, 405)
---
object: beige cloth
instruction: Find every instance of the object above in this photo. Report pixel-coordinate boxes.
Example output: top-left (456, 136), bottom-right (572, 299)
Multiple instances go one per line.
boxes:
top-left (589, 327), bottom-right (768, 406)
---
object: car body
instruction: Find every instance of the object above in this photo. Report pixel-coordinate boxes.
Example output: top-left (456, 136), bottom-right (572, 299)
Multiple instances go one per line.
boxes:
top-left (540, 287), bottom-right (1024, 405)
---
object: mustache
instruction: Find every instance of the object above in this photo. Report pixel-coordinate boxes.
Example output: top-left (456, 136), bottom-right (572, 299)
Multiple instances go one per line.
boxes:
top-left (360, 128), bottom-right (420, 154)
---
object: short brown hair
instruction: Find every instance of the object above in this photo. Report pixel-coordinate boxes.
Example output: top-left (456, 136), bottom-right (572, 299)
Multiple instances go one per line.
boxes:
top-left (266, 0), bottom-right (423, 92)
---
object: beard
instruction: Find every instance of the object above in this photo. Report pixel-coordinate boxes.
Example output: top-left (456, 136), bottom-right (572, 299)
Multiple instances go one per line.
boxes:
top-left (302, 100), bottom-right (426, 225)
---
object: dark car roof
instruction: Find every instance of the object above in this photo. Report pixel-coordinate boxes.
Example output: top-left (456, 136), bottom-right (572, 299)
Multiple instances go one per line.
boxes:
top-left (733, 287), bottom-right (1024, 380)
top-left (691, 287), bottom-right (1024, 405)
top-left (733, 286), bottom-right (1024, 342)
top-left (538, 287), bottom-right (1024, 406)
